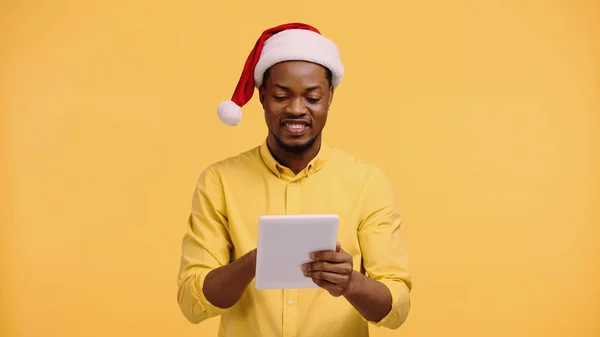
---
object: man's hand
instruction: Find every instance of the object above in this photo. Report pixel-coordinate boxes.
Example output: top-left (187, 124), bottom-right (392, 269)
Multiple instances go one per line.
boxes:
top-left (301, 242), bottom-right (354, 297)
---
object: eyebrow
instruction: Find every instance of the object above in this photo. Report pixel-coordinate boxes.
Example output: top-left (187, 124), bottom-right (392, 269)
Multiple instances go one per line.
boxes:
top-left (274, 84), bottom-right (323, 92)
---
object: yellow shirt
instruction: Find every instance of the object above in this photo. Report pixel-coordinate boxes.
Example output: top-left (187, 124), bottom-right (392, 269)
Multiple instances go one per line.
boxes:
top-left (177, 141), bottom-right (412, 337)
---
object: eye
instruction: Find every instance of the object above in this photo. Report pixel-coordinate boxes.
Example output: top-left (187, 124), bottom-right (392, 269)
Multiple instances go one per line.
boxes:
top-left (306, 97), bottom-right (321, 104)
top-left (273, 95), bottom-right (289, 102)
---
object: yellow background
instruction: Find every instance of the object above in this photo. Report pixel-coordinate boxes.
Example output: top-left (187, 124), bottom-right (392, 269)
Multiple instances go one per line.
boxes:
top-left (2, 0), bottom-right (599, 336)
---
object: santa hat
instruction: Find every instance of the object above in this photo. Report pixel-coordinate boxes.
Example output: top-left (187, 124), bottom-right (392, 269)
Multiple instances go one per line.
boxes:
top-left (217, 22), bottom-right (344, 126)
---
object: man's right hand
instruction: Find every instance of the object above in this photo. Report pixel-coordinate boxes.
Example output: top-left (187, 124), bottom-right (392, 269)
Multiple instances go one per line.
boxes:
top-left (203, 248), bottom-right (257, 309)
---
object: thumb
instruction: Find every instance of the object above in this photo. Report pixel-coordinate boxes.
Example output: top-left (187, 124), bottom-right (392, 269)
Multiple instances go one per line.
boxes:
top-left (336, 241), bottom-right (341, 252)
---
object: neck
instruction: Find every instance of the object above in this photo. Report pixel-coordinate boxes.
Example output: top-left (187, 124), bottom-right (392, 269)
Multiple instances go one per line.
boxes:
top-left (267, 136), bottom-right (322, 175)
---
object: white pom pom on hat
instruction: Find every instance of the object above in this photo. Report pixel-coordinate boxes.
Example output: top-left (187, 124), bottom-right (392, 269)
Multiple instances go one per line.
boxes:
top-left (217, 22), bottom-right (344, 126)
top-left (217, 100), bottom-right (243, 126)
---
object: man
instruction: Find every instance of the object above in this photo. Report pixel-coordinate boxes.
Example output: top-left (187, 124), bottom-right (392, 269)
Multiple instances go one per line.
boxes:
top-left (177, 23), bottom-right (412, 337)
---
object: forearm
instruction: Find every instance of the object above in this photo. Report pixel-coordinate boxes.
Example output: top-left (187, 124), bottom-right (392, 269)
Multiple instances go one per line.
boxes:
top-left (344, 270), bottom-right (393, 323)
top-left (203, 249), bottom-right (257, 309)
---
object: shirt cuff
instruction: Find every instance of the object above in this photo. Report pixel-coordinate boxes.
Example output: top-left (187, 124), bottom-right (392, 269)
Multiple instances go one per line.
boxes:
top-left (193, 270), bottom-right (227, 318)
top-left (371, 279), bottom-right (411, 329)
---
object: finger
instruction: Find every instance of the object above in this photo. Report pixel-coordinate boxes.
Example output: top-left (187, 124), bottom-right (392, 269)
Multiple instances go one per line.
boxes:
top-left (303, 261), bottom-right (352, 275)
top-left (312, 278), bottom-right (345, 297)
top-left (312, 277), bottom-right (334, 289)
top-left (336, 241), bottom-right (341, 252)
top-left (310, 251), bottom-right (351, 263)
top-left (309, 270), bottom-right (347, 284)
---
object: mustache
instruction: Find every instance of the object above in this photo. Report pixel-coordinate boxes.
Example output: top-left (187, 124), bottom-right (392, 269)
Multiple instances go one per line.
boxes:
top-left (280, 115), bottom-right (311, 126)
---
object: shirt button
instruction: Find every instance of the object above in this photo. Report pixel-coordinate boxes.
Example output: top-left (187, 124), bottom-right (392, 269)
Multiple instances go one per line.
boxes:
top-left (288, 300), bottom-right (293, 305)
top-left (290, 183), bottom-right (296, 186)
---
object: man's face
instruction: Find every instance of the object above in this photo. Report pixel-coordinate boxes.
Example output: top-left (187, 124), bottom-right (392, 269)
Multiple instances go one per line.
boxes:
top-left (259, 61), bottom-right (333, 154)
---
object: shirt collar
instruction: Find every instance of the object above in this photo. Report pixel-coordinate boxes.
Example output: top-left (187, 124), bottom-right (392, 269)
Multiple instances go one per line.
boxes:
top-left (259, 139), bottom-right (332, 181)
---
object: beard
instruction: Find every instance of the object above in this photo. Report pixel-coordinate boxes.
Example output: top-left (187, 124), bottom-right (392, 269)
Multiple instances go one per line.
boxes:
top-left (270, 129), bottom-right (320, 154)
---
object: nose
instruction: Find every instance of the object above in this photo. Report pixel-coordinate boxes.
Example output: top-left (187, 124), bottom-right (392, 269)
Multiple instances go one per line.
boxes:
top-left (285, 97), bottom-right (306, 116)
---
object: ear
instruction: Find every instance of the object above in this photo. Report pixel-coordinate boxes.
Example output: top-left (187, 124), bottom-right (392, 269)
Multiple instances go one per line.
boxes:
top-left (327, 86), bottom-right (334, 107)
top-left (259, 85), bottom-right (266, 108)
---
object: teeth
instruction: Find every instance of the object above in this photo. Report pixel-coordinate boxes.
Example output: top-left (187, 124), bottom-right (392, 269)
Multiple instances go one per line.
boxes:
top-left (286, 123), bottom-right (306, 129)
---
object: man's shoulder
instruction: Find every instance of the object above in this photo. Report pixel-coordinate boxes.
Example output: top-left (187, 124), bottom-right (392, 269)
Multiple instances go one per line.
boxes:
top-left (203, 145), bottom-right (263, 176)
top-left (328, 145), bottom-right (387, 179)
top-left (328, 146), bottom-right (398, 203)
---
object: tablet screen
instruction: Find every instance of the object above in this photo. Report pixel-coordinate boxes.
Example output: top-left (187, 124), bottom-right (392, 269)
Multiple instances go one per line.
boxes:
top-left (255, 214), bottom-right (339, 289)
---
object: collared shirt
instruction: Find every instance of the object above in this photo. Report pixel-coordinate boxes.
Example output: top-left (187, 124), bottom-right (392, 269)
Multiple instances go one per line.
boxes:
top-left (177, 140), bottom-right (412, 337)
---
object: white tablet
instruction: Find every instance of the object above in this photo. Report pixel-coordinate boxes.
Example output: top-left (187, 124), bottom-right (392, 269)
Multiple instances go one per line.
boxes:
top-left (255, 214), bottom-right (339, 289)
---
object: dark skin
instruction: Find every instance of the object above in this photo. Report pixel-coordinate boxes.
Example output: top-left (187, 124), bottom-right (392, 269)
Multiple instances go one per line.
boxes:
top-left (203, 61), bottom-right (392, 323)
top-left (302, 242), bottom-right (393, 323)
top-left (259, 60), bottom-right (333, 175)
top-left (203, 249), bottom-right (257, 309)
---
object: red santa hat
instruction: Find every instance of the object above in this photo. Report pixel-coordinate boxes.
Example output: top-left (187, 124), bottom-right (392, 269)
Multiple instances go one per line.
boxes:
top-left (217, 22), bottom-right (344, 126)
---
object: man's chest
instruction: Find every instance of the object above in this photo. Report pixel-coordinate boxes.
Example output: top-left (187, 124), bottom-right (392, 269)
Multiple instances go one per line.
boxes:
top-left (222, 173), bottom-right (367, 259)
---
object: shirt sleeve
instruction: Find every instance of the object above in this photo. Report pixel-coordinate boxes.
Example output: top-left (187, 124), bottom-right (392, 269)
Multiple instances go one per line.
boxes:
top-left (357, 167), bottom-right (412, 330)
top-left (177, 166), bottom-right (232, 324)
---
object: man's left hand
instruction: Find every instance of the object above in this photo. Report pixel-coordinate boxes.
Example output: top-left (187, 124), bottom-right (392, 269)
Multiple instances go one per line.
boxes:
top-left (302, 242), bottom-right (354, 297)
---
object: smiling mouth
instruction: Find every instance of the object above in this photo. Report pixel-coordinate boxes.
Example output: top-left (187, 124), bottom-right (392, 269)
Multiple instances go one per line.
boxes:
top-left (282, 121), bottom-right (310, 136)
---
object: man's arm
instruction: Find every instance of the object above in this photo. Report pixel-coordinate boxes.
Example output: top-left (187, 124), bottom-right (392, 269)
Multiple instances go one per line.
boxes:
top-left (355, 167), bottom-right (412, 328)
top-left (304, 167), bottom-right (411, 329)
top-left (343, 270), bottom-right (393, 323)
top-left (203, 249), bottom-right (257, 308)
top-left (303, 243), bottom-right (393, 322)
top-left (177, 166), bottom-right (251, 324)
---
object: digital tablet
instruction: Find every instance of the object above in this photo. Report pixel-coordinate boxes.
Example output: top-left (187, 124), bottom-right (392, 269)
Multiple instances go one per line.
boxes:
top-left (255, 214), bottom-right (339, 289)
